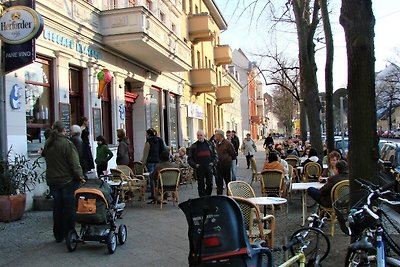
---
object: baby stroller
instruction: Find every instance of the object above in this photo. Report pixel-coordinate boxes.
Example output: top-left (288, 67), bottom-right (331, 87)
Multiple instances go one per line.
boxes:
top-left (179, 195), bottom-right (273, 266)
top-left (66, 178), bottom-right (127, 254)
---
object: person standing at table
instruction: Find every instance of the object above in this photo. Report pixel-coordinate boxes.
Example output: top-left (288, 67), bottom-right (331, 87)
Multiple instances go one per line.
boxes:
top-left (95, 135), bottom-right (114, 177)
top-left (188, 130), bottom-right (217, 197)
top-left (79, 117), bottom-right (95, 175)
top-left (307, 160), bottom-right (349, 207)
top-left (116, 129), bottom-right (130, 166)
top-left (241, 133), bottom-right (257, 169)
top-left (214, 129), bottom-right (236, 195)
top-left (42, 121), bottom-right (84, 243)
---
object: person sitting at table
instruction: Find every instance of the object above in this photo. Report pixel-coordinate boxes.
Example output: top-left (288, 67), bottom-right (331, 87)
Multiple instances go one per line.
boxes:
top-left (307, 160), bottom-right (349, 207)
top-left (263, 152), bottom-right (285, 173)
top-left (320, 150), bottom-right (341, 179)
top-left (301, 147), bottom-right (323, 170)
top-left (148, 150), bottom-right (178, 204)
top-left (173, 147), bottom-right (188, 168)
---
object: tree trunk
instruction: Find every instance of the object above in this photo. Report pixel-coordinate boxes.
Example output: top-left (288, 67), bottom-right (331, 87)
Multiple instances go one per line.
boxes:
top-left (319, 0), bottom-right (335, 152)
top-left (389, 100), bottom-right (393, 131)
top-left (340, 0), bottom-right (377, 206)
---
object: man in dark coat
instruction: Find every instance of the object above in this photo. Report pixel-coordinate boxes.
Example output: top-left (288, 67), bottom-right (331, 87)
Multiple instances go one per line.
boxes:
top-left (188, 130), bottom-right (217, 197)
top-left (214, 129), bottom-right (236, 195)
top-left (307, 160), bottom-right (349, 207)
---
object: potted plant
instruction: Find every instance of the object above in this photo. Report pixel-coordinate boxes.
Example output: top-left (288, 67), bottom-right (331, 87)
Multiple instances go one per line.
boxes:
top-left (0, 149), bottom-right (45, 222)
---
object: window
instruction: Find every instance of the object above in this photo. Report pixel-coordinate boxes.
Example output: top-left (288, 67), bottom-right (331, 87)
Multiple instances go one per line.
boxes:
top-left (205, 56), bottom-right (208, 68)
top-left (194, 4), bottom-right (198, 14)
top-left (101, 83), bottom-right (113, 143)
top-left (169, 94), bottom-right (178, 151)
top-left (171, 23), bottom-right (176, 33)
top-left (25, 57), bottom-right (53, 152)
top-left (145, 0), bottom-right (152, 11)
top-left (160, 11), bottom-right (165, 23)
top-left (197, 51), bottom-right (201, 68)
top-left (69, 67), bottom-right (83, 126)
top-left (149, 87), bottom-right (161, 134)
top-left (182, 0), bottom-right (186, 13)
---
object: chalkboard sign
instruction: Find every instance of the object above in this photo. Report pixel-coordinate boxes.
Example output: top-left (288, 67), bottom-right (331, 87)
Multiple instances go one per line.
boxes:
top-left (59, 102), bottom-right (71, 137)
top-left (92, 107), bottom-right (102, 140)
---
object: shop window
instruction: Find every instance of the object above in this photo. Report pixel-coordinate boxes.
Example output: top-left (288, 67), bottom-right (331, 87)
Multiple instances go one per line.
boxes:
top-left (149, 87), bottom-right (161, 134)
top-left (101, 83), bottom-right (113, 143)
top-left (69, 67), bottom-right (83, 126)
top-left (25, 57), bottom-right (53, 153)
top-left (169, 93), bottom-right (178, 151)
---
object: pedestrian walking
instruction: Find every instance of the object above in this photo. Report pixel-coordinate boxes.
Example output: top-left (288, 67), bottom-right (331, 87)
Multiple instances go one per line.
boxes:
top-left (263, 133), bottom-right (274, 149)
top-left (241, 133), bottom-right (257, 169)
top-left (187, 130), bottom-right (217, 197)
top-left (230, 130), bottom-right (240, 181)
top-left (42, 121), bottom-right (84, 243)
top-left (79, 117), bottom-right (95, 174)
top-left (214, 129), bottom-right (236, 195)
top-left (116, 129), bottom-right (130, 165)
top-left (95, 135), bottom-right (114, 177)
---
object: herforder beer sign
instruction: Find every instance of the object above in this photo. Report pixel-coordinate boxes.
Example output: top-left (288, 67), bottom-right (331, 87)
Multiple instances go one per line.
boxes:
top-left (0, 6), bottom-right (42, 44)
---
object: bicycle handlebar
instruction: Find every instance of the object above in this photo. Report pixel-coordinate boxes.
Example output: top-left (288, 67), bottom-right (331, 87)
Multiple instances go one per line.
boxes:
top-left (283, 235), bottom-right (301, 251)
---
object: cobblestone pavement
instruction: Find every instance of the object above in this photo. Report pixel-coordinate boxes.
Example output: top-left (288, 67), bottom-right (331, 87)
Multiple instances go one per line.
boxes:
top-left (0, 140), bottom-right (349, 267)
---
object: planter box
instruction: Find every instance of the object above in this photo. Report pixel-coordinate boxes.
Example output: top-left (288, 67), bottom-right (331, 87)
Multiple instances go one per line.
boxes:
top-left (0, 194), bottom-right (26, 222)
top-left (33, 196), bottom-right (54, 211)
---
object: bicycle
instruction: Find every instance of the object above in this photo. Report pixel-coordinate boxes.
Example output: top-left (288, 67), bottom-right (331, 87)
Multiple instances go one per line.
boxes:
top-left (278, 213), bottom-right (331, 267)
top-left (334, 177), bottom-right (400, 267)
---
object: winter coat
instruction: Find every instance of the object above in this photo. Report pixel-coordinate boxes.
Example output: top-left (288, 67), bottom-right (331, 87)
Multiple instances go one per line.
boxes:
top-left (241, 138), bottom-right (257, 156)
top-left (216, 139), bottom-right (236, 167)
top-left (117, 137), bottom-right (130, 165)
top-left (95, 143), bottom-right (114, 165)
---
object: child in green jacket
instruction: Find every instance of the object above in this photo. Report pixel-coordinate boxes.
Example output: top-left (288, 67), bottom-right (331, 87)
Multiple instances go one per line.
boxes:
top-left (95, 135), bottom-right (113, 177)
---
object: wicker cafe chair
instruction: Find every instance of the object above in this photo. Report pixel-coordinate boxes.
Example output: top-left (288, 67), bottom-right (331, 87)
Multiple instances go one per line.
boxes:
top-left (116, 165), bottom-right (146, 203)
top-left (110, 168), bottom-right (131, 201)
top-left (179, 166), bottom-right (193, 188)
top-left (303, 162), bottom-right (322, 182)
top-left (250, 157), bottom-right (262, 185)
top-left (232, 196), bottom-right (275, 248)
top-left (286, 156), bottom-right (300, 181)
top-left (227, 181), bottom-right (256, 199)
top-left (132, 161), bottom-right (145, 175)
top-left (319, 179), bottom-right (350, 236)
top-left (156, 168), bottom-right (181, 209)
top-left (260, 169), bottom-right (285, 198)
top-left (116, 165), bottom-right (134, 178)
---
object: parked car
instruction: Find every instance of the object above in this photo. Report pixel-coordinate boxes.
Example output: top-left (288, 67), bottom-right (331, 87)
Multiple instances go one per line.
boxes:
top-left (381, 130), bottom-right (395, 138)
top-left (378, 141), bottom-right (400, 193)
top-left (393, 129), bottom-right (400, 139)
top-left (334, 137), bottom-right (349, 159)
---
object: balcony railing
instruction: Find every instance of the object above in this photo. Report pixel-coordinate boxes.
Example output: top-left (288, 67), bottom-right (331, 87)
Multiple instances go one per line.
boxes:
top-left (216, 85), bottom-right (234, 105)
top-left (214, 45), bottom-right (232, 66)
top-left (190, 68), bottom-right (217, 95)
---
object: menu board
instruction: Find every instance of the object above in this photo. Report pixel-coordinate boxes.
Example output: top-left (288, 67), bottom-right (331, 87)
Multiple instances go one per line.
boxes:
top-left (59, 102), bottom-right (71, 137)
top-left (92, 107), bottom-right (102, 140)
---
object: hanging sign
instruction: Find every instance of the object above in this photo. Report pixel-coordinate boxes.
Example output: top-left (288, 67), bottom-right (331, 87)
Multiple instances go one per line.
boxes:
top-left (0, 6), bottom-right (43, 44)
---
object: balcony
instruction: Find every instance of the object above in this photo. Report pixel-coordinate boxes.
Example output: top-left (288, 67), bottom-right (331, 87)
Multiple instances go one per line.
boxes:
top-left (251, 115), bottom-right (264, 125)
top-left (216, 85), bottom-right (234, 105)
top-left (190, 68), bottom-right (217, 95)
top-left (188, 13), bottom-right (215, 43)
top-left (214, 45), bottom-right (232, 66)
top-left (100, 5), bottom-right (191, 72)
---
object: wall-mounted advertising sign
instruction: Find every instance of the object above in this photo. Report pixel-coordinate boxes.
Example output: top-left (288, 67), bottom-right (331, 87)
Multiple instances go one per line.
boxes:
top-left (0, 6), bottom-right (43, 44)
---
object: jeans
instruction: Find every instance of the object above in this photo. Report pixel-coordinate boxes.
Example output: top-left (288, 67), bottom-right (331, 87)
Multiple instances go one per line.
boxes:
top-left (50, 181), bottom-right (80, 241)
top-left (231, 159), bottom-right (237, 181)
top-left (146, 162), bottom-right (157, 198)
top-left (195, 165), bottom-right (214, 197)
top-left (216, 163), bottom-right (232, 195)
top-left (307, 187), bottom-right (321, 204)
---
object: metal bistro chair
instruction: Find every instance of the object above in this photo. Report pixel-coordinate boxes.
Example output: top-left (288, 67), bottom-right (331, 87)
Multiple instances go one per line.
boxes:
top-left (303, 162), bottom-right (322, 182)
top-left (250, 157), bottom-right (262, 185)
top-left (227, 181), bottom-right (256, 199)
top-left (233, 196), bottom-right (276, 248)
top-left (116, 165), bottom-right (146, 204)
top-left (319, 179), bottom-right (350, 236)
top-left (156, 168), bottom-right (181, 209)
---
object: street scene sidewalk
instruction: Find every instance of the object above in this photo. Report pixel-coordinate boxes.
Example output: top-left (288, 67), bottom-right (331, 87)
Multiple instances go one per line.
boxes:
top-left (0, 141), bottom-right (349, 267)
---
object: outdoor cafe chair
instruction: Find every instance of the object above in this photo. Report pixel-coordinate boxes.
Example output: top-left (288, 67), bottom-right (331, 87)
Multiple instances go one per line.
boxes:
top-left (286, 156), bottom-right (300, 181)
top-left (232, 196), bottom-right (276, 248)
top-left (132, 161), bottom-right (145, 175)
top-left (116, 165), bottom-right (146, 203)
top-left (260, 169), bottom-right (285, 198)
top-left (179, 166), bottom-right (193, 188)
top-left (318, 179), bottom-right (350, 236)
top-left (156, 168), bottom-right (180, 209)
top-left (227, 181), bottom-right (256, 199)
top-left (303, 162), bottom-right (322, 182)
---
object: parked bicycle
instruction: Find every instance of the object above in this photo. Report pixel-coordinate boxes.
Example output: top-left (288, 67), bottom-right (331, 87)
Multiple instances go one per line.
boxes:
top-left (279, 212), bottom-right (331, 267)
top-left (334, 177), bottom-right (400, 267)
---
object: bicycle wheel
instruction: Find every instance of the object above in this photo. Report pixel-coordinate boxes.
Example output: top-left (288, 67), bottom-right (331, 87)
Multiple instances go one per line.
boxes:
top-left (289, 227), bottom-right (330, 263)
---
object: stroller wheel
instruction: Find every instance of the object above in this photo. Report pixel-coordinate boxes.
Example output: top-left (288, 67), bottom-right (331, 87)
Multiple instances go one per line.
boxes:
top-left (118, 224), bottom-right (127, 245)
top-left (107, 231), bottom-right (117, 254)
top-left (66, 230), bottom-right (78, 252)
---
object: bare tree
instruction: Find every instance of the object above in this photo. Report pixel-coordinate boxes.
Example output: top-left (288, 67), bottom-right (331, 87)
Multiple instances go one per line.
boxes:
top-left (340, 0), bottom-right (377, 204)
top-left (376, 64), bottom-right (400, 131)
top-left (272, 85), bottom-right (298, 135)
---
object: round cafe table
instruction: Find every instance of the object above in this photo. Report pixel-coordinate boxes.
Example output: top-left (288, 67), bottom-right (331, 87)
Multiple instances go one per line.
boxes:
top-left (248, 196), bottom-right (288, 216)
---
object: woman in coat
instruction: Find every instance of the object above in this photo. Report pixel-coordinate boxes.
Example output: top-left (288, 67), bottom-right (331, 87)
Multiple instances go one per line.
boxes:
top-left (241, 133), bottom-right (257, 169)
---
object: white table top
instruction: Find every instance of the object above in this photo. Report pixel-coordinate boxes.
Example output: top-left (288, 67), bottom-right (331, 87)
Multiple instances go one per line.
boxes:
top-left (143, 172), bottom-right (150, 176)
top-left (323, 164), bottom-right (328, 169)
top-left (106, 180), bottom-right (128, 186)
top-left (291, 182), bottom-right (324, 191)
top-left (248, 197), bottom-right (288, 206)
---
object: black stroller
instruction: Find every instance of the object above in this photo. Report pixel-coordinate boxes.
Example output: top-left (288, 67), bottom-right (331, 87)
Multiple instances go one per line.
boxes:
top-left (179, 195), bottom-right (273, 266)
top-left (66, 178), bottom-right (127, 254)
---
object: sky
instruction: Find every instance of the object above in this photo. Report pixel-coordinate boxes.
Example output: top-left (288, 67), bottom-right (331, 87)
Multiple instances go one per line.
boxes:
top-left (214, 0), bottom-right (400, 92)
